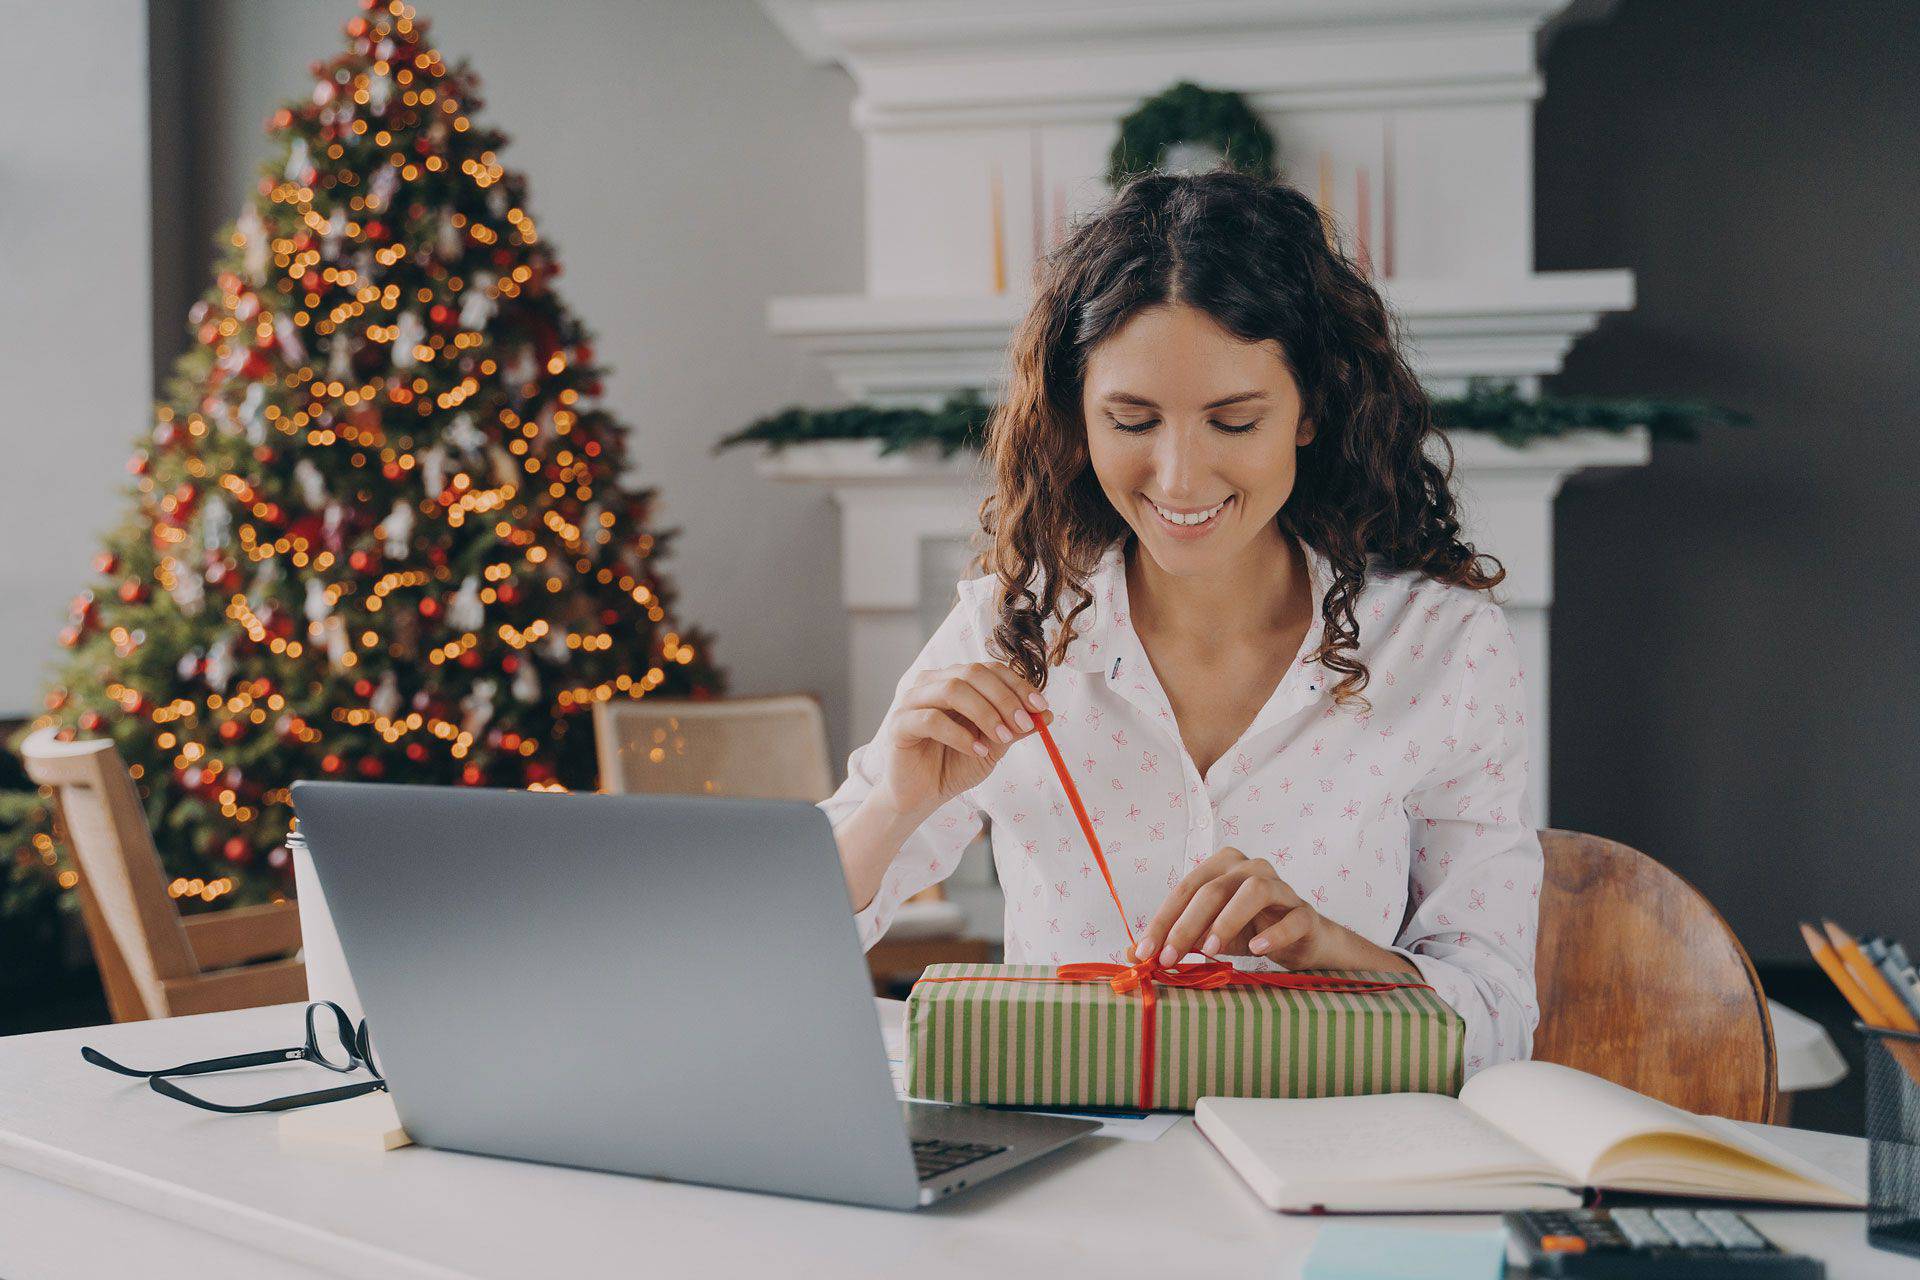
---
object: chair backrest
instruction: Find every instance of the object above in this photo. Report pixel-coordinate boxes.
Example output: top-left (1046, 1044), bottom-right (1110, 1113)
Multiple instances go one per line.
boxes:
top-left (1533, 828), bottom-right (1777, 1123)
top-left (20, 728), bottom-right (200, 1020)
top-left (592, 694), bottom-right (835, 802)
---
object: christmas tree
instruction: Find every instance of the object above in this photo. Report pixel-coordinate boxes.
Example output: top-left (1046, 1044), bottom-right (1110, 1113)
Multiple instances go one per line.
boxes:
top-left (6, 0), bottom-right (723, 921)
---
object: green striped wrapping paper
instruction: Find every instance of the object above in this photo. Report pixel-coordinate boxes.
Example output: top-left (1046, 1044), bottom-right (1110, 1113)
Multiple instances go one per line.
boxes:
top-left (903, 963), bottom-right (1464, 1111)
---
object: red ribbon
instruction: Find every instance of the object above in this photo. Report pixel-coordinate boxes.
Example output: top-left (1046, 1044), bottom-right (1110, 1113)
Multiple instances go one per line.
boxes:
top-left (917, 714), bottom-right (1434, 1109)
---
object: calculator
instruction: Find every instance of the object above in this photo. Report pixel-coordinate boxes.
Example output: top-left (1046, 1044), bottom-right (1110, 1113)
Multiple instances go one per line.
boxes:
top-left (1504, 1207), bottom-right (1823, 1279)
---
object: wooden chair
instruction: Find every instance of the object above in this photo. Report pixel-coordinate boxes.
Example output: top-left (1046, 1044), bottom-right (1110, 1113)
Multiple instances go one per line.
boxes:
top-left (20, 728), bottom-right (306, 1023)
top-left (1534, 828), bottom-right (1777, 1123)
top-left (591, 695), bottom-right (991, 986)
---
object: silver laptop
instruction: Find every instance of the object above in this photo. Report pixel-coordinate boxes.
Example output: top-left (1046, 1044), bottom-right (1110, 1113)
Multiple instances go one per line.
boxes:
top-left (289, 780), bottom-right (1097, 1209)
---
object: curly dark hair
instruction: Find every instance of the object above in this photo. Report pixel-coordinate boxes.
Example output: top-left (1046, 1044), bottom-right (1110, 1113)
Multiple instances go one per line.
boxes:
top-left (975, 168), bottom-right (1504, 715)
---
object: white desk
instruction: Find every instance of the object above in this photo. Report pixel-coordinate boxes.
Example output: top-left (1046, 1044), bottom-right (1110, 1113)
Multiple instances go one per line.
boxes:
top-left (0, 1002), bottom-right (1905, 1280)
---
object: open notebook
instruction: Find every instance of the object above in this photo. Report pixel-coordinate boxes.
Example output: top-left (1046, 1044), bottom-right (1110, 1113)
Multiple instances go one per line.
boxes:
top-left (1194, 1059), bottom-right (1865, 1213)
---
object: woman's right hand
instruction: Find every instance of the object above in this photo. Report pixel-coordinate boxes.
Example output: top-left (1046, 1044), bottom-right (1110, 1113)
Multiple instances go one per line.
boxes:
top-left (869, 661), bottom-right (1053, 823)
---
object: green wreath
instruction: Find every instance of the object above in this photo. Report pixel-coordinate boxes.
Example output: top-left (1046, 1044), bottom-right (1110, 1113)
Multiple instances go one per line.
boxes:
top-left (1108, 81), bottom-right (1278, 187)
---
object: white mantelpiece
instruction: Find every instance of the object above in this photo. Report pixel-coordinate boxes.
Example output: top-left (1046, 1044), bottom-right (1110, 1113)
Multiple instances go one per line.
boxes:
top-left (753, 0), bottom-right (1644, 831)
top-left (758, 430), bottom-right (1649, 827)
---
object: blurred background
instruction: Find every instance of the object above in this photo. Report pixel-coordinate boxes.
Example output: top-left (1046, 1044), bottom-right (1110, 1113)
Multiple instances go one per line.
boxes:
top-left (1, 0), bottom-right (1913, 1136)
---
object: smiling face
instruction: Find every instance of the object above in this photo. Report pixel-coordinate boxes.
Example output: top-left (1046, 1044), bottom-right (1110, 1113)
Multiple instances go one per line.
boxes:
top-left (1080, 302), bottom-right (1314, 576)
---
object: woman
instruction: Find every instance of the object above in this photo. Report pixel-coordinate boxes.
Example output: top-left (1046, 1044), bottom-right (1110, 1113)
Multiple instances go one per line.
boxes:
top-left (822, 169), bottom-right (1541, 1076)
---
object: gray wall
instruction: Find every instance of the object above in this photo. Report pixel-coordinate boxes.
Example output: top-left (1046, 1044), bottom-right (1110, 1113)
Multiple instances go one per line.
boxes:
top-left (1539, 0), bottom-right (1919, 962)
top-left (0, 1), bottom-right (153, 714)
top-left (162, 0), bottom-right (864, 760)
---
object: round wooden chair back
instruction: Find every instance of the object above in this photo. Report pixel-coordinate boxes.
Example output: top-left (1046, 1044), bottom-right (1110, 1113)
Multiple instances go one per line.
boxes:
top-left (1533, 828), bottom-right (1776, 1122)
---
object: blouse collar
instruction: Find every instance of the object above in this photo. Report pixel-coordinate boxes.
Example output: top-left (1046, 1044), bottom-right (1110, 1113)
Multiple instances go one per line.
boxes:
top-left (1055, 534), bottom-right (1336, 675)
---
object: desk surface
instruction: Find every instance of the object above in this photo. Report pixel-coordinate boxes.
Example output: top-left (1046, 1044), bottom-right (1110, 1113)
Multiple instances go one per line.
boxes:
top-left (0, 1002), bottom-right (1905, 1280)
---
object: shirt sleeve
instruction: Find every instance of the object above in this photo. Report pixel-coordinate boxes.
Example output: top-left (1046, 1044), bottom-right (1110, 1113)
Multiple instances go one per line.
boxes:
top-left (1389, 600), bottom-right (1544, 1079)
top-left (818, 581), bottom-right (989, 951)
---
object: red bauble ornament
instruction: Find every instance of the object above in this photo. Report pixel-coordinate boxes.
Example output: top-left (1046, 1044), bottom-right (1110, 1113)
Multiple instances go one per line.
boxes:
top-left (405, 742), bottom-right (428, 762)
top-left (496, 584), bottom-right (519, 605)
top-left (418, 597), bottom-right (440, 619)
top-left (218, 720), bottom-right (244, 742)
top-left (500, 655), bottom-right (519, 673)
top-left (427, 547), bottom-right (447, 566)
top-left (321, 754), bottom-right (343, 774)
top-left (460, 764), bottom-right (482, 786)
top-left (599, 608), bottom-right (619, 627)
top-left (365, 220), bottom-right (388, 241)
top-left (241, 350), bottom-right (271, 381)
top-left (429, 304), bottom-right (452, 327)
top-left (353, 678), bottom-right (374, 698)
top-left (117, 578), bottom-right (148, 604)
top-left (524, 761), bottom-right (554, 784)
top-left (349, 550), bottom-right (374, 572)
top-left (223, 836), bottom-right (252, 864)
top-left (92, 552), bottom-right (118, 575)
top-left (357, 756), bottom-right (385, 778)
top-left (78, 711), bottom-right (104, 732)
top-left (457, 649), bottom-right (480, 669)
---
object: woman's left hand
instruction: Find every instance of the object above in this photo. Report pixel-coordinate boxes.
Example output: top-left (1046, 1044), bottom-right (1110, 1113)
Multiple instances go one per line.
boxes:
top-left (1133, 846), bottom-right (1417, 975)
top-left (1134, 846), bottom-right (1329, 968)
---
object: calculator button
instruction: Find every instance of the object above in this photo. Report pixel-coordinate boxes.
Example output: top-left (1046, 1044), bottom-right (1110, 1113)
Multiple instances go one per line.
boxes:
top-left (1539, 1235), bottom-right (1588, 1253)
top-left (1610, 1208), bottom-right (1672, 1248)
top-left (1698, 1209), bottom-right (1769, 1249)
top-left (1652, 1208), bottom-right (1722, 1248)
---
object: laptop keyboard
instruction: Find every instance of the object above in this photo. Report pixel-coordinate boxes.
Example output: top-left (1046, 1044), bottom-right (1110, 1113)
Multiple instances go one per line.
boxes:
top-left (912, 1138), bottom-right (1007, 1181)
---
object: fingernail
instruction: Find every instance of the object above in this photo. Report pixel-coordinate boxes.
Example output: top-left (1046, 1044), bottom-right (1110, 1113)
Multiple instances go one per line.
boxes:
top-left (996, 724), bottom-right (1013, 743)
top-left (1159, 946), bottom-right (1176, 966)
top-left (1030, 692), bottom-right (1047, 711)
top-left (1015, 709), bottom-right (1034, 732)
top-left (1250, 938), bottom-right (1269, 954)
top-left (1202, 934), bottom-right (1220, 955)
top-left (1134, 937), bottom-right (1154, 960)
top-left (973, 741), bottom-right (990, 758)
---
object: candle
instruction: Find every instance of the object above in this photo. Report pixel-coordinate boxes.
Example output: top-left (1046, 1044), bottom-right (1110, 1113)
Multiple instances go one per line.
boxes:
top-left (1029, 131), bottom-right (1045, 264)
top-left (1355, 165), bottom-right (1373, 278)
top-left (1316, 150), bottom-right (1334, 245)
top-left (990, 161), bottom-right (1006, 293)
top-left (1382, 116), bottom-right (1396, 279)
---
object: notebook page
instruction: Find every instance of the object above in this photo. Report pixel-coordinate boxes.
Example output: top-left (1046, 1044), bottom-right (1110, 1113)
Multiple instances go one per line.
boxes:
top-left (1460, 1058), bottom-right (1858, 1202)
top-left (1196, 1092), bottom-right (1565, 1193)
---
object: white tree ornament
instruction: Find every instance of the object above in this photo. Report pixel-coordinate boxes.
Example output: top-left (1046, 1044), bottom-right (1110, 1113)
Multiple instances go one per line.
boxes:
top-left (283, 138), bottom-right (311, 183)
top-left (420, 445), bottom-right (449, 499)
top-left (381, 499), bottom-right (415, 559)
top-left (370, 670), bottom-right (401, 720)
top-left (239, 383), bottom-right (270, 445)
top-left (460, 678), bottom-right (498, 738)
top-left (459, 272), bottom-right (496, 331)
top-left (303, 579), bottom-right (332, 633)
top-left (445, 411), bottom-right (486, 457)
top-left (512, 660), bottom-right (541, 703)
top-left (392, 310), bottom-right (425, 368)
top-left (448, 575), bottom-right (485, 632)
top-left (205, 637), bottom-right (235, 692)
top-left (201, 496), bottom-right (232, 552)
top-left (237, 204), bottom-right (269, 283)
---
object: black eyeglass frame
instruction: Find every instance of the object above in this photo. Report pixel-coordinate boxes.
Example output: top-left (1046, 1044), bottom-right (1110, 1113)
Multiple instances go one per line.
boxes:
top-left (81, 1000), bottom-right (388, 1114)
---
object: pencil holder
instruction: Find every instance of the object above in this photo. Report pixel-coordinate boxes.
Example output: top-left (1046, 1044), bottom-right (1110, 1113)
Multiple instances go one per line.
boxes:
top-left (1860, 1023), bottom-right (1920, 1259)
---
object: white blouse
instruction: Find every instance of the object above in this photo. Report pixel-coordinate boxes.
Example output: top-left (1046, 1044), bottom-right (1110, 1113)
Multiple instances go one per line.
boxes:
top-left (820, 536), bottom-right (1543, 1077)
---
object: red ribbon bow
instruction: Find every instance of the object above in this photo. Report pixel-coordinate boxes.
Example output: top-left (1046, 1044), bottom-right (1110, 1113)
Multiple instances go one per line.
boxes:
top-left (919, 715), bottom-right (1434, 1110)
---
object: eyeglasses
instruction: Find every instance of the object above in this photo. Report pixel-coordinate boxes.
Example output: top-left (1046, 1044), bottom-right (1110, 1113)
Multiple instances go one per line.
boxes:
top-left (82, 1000), bottom-right (387, 1114)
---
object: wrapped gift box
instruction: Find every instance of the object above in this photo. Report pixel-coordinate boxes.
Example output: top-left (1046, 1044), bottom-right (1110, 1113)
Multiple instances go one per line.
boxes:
top-left (904, 962), bottom-right (1464, 1112)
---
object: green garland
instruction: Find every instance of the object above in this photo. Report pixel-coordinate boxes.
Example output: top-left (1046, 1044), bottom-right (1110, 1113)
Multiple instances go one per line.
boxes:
top-left (716, 380), bottom-right (1748, 459)
top-left (1109, 81), bottom-right (1279, 187)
